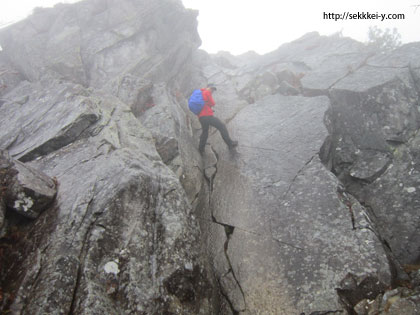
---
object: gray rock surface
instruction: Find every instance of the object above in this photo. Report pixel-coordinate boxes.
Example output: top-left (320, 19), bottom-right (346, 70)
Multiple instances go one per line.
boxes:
top-left (0, 0), bottom-right (200, 89)
top-left (0, 150), bottom-right (57, 219)
top-left (0, 52), bottom-right (24, 98)
top-left (0, 1), bottom-right (419, 314)
top-left (0, 80), bottom-right (103, 162)
top-left (0, 1), bottom-right (216, 314)
top-left (0, 199), bottom-right (5, 236)
top-left (341, 273), bottom-right (420, 315)
top-left (1, 82), bottom-right (214, 314)
top-left (193, 33), bottom-right (420, 314)
top-left (327, 43), bottom-right (420, 265)
top-left (198, 93), bottom-right (389, 313)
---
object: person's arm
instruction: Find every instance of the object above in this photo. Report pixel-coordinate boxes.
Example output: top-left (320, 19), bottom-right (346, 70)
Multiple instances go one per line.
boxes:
top-left (207, 91), bottom-right (215, 107)
top-left (203, 90), bottom-right (216, 107)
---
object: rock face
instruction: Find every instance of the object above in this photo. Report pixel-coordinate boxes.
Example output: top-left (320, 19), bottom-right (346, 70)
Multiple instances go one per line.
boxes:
top-left (198, 94), bottom-right (389, 313)
top-left (197, 35), bottom-right (420, 313)
top-left (327, 44), bottom-right (420, 266)
top-left (0, 0), bottom-right (200, 89)
top-left (0, 150), bottom-right (57, 219)
top-left (195, 36), bottom-right (387, 313)
top-left (0, 0), bottom-right (419, 314)
top-left (0, 1), bottom-right (216, 314)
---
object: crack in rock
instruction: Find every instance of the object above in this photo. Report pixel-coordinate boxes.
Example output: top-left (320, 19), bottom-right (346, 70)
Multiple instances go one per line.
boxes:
top-left (327, 53), bottom-right (375, 92)
top-left (336, 186), bottom-right (356, 230)
top-left (69, 202), bottom-right (103, 314)
top-left (201, 143), bottom-right (246, 313)
top-left (358, 203), bottom-right (410, 287)
top-left (281, 153), bottom-right (318, 203)
top-left (202, 145), bottom-right (219, 206)
top-left (211, 217), bottom-right (247, 313)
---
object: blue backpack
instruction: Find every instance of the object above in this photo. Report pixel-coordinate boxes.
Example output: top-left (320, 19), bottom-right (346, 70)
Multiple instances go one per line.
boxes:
top-left (188, 89), bottom-right (205, 115)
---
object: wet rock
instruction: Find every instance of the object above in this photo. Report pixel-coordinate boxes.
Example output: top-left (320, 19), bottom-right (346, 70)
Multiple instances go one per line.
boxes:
top-left (109, 75), bottom-right (154, 117)
top-left (202, 92), bottom-right (390, 313)
top-left (301, 50), bottom-right (370, 96)
top-left (0, 89), bottom-right (214, 314)
top-left (337, 273), bottom-right (388, 311)
top-left (0, 150), bottom-right (56, 219)
top-left (0, 199), bottom-right (5, 235)
top-left (0, 151), bottom-right (15, 231)
top-left (137, 83), bottom-right (206, 205)
top-left (354, 298), bottom-right (370, 314)
top-left (155, 135), bottom-right (179, 164)
top-left (163, 265), bottom-right (209, 304)
top-left (367, 43), bottom-right (420, 68)
top-left (5, 160), bottom-right (57, 219)
top-left (0, 1), bottom-right (215, 313)
top-left (0, 0), bottom-right (201, 87)
top-left (349, 286), bottom-right (420, 315)
top-left (385, 297), bottom-right (419, 315)
top-left (11, 255), bottom-right (81, 314)
top-left (0, 80), bottom-right (103, 162)
top-left (349, 150), bottom-right (390, 181)
top-left (251, 32), bottom-right (371, 96)
top-left (1, 0), bottom-right (420, 313)
top-left (220, 271), bottom-right (246, 312)
top-left (277, 80), bottom-right (300, 96)
top-left (327, 42), bottom-right (420, 264)
top-left (0, 53), bottom-right (24, 98)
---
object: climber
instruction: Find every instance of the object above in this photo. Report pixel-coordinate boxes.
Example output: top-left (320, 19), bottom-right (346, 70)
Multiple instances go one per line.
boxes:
top-left (194, 84), bottom-right (238, 155)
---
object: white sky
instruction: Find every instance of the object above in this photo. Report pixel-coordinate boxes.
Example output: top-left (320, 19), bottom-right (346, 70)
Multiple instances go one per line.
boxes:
top-left (182, 0), bottom-right (420, 54)
top-left (1, 0), bottom-right (419, 55)
top-left (0, 1), bottom-right (79, 26)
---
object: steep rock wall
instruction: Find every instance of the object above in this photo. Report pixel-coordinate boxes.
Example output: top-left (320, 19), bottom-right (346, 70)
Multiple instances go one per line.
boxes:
top-left (0, 0), bottom-right (218, 314)
top-left (196, 34), bottom-right (420, 314)
top-left (0, 1), bottom-right (419, 314)
top-left (327, 43), bottom-right (420, 265)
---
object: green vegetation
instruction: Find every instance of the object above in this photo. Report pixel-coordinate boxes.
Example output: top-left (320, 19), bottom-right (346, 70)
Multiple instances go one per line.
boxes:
top-left (366, 26), bottom-right (402, 52)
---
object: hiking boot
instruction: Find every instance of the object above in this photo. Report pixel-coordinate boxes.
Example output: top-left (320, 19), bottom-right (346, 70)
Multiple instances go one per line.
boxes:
top-left (229, 140), bottom-right (238, 149)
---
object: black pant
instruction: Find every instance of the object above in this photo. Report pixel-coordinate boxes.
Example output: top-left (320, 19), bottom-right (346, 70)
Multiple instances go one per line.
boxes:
top-left (199, 116), bottom-right (233, 152)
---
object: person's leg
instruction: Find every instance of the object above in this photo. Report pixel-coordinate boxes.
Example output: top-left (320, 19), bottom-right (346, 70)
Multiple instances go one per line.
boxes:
top-left (207, 116), bottom-right (237, 148)
top-left (198, 116), bottom-right (210, 153)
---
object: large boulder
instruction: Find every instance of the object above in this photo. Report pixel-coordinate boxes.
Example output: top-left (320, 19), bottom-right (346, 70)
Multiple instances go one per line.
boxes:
top-left (137, 82), bottom-right (205, 206)
top-left (238, 32), bottom-right (372, 98)
top-left (0, 80), bottom-right (103, 162)
top-left (0, 0), bottom-right (201, 89)
top-left (0, 80), bottom-right (215, 314)
top-left (0, 150), bottom-right (57, 219)
top-left (0, 0), bottom-right (216, 313)
top-left (327, 43), bottom-right (420, 265)
top-left (197, 94), bottom-right (390, 314)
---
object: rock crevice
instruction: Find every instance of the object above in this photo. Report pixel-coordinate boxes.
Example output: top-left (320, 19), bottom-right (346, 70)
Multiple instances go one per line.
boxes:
top-left (1, 2), bottom-right (420, 314)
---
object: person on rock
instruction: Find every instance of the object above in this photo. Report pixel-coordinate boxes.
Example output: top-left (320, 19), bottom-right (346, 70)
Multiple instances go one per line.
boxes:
top-left (196, 84), bottom-right (238, 155)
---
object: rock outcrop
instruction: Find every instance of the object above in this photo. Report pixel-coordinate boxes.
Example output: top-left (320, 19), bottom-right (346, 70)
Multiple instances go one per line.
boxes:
top-left (196, 34), bottom-right (420, 314)
top-left (327, 43), bottom-right (420, 266)
top-left (0, 0), bottom-right (419, 314)
top-left (0, 150), bottom-right (57, 219)
top-left (0, 1), bottom-right (216, 314)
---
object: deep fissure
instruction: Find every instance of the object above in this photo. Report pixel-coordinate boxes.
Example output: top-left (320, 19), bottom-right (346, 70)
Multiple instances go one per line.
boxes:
top-left (202, 143), bottom-right (247, 313)
top-left (220, 221), bottom-right (247, 313)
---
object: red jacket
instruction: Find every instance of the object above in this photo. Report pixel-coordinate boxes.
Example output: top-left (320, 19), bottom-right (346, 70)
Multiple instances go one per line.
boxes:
top-left (198, 88), bottom-right (215, 117)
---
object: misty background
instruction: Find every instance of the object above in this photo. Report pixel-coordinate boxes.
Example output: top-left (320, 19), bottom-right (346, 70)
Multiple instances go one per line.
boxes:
top-left (1, 0), bottom-right (420, 55)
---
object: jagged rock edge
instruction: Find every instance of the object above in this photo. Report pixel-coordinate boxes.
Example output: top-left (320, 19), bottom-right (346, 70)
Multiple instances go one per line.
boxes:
top-left (320, 66), bottom-right (417, 288)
